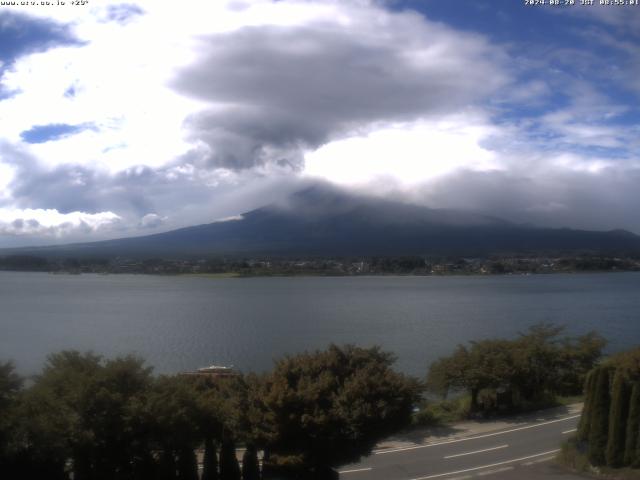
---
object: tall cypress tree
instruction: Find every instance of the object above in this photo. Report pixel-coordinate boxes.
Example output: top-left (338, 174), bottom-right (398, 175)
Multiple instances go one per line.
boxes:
top-left (625, 383), bottom-right (640, 467)
top-left (606, 371), bottom-right (630, 467)
top-left (177, 447), bottom-right (199, 480)
top-left (159, 449), bottom-right (178, 480)
top-left (588, 367), bottom-right (611, 466)
top-left (242, 445), bottom-right (260, 480)
top-left (220, 439), bottom-right (241, 480)
top-left (578, 369), bottom-right (596, 442)
top-left (202, 438), bottom-right (219, 480)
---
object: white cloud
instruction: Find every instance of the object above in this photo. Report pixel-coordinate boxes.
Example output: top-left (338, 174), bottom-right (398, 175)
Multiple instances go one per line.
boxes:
top-left (304, 112), bottom-right (502, 186)
top-left (139, 213), bottom-right (166, 229)
top-left (0, 207), bottom-right (121, 237)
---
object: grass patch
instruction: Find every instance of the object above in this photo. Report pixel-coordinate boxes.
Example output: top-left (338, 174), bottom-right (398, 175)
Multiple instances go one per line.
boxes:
top-left (412, 393), bottom-right (582, 428)
top-left (412, 396), bottom-right (471, 427)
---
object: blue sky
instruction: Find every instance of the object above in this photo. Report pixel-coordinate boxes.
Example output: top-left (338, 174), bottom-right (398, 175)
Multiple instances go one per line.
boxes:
top-left (0, 0), bottom-right (638, 245)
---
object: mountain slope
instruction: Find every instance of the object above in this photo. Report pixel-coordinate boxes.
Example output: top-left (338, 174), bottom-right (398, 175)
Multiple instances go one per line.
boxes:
top-left (4, 186), bottom-right (640, 258)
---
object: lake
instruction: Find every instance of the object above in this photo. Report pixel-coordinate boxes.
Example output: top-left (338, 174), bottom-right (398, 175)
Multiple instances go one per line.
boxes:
top-left (1, 271), bottom-right (639, 377)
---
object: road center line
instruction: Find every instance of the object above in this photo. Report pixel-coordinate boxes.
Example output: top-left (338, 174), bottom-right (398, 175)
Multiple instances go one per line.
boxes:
top-left (477, 466), bottom-right (513, 476)
top-left (338, 467), bottom-right (373, 474)
top-left (562, 428), bottom-right (577, 434)
top-left (409, 449), bottom-right (560, 480)
top-left (444, 444), bottom-right (508, 459)
top-left (375, 415), bottom-right (579, 455)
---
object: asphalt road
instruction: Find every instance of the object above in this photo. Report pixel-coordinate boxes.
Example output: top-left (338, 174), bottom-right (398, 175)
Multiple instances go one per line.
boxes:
top-left (338, 412), bottom-right (581, 480)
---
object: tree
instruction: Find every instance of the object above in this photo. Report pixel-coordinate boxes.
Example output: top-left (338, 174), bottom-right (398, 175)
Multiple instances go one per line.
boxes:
top-left (606, 371), bottom-right (631, 467)
top-left (587, 367), bottom-right (612, 466)
top-left (577, 369), bottom-right (596, 442)
top-left (220, 439), bottom-right (241, 480)
top-left (177, 447), bottom-right (199, 480)
top-left (426, 324), bottom-right (606, 415)
top-left (158, 449), bottom-right (178, 480)
top-left (242, 445), bottom-right (260, 480)
top-left (144, 375), bottom-right (203, 476)
top-left (557, 331), bottom-right (606, 396)
top-left (259, 345), bottom-right (421, 476)
top-left (202, 438), bottom-right (219, 480)
top-left (0, 362), bottom-right (23, 476)
top-left (624, 383), bottom-right (640, 467)
top-left (427, 340), bottom-right (518, 412)
top-left (18, 351), bottom-right (155, 480)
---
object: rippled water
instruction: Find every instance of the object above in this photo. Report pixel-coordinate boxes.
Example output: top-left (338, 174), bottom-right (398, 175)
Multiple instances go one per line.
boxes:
top-left (1, 271), bottom-right (639, 377)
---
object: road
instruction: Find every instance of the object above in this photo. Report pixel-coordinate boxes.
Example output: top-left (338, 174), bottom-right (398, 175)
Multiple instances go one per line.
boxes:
top-left (339, 411), bottom-right (582, 480)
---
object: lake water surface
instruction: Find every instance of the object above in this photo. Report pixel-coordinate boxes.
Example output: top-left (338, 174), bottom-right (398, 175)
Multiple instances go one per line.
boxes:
top-left (1, 271), bottom-right (639, 377)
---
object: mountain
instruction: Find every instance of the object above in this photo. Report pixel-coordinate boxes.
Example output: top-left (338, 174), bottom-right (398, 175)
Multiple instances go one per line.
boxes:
top-left (4, 185), bottom-right (640, 258)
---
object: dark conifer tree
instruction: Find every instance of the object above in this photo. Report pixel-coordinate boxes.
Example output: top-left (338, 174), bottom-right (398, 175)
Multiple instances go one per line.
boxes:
top-left (159, 449), bottom-right (178, 480)
top-left (177, 447), bottom-right (199, 480)
top-left (220, 439), bottom-right (241, 480)
top-left (202, 438), bottom-right (219, 480)
top-left (606, 371), bottom-right (630, 467)
top-left (588, 367), bottom-right (611, 466)
top-left (132, 452), bottom-right (158, 480)
top-left (625, 383), bottom-right (640, 467)
top-left (577, 369), bottom-right (596, 442)
top-left (242, 445), bottom-right (260, 480)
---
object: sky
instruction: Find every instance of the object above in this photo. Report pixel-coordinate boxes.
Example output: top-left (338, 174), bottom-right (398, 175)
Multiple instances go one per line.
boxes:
top-left (0, 0), bottom-right (639, 247)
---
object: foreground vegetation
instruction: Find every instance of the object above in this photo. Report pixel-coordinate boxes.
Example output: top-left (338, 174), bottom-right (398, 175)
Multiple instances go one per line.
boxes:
top-left (560, 347), bottom-right (640, 475)
top-left (425, 324), bottom-right (605, 415)
top-left (0, 346), bottom-right (420, 480)
top-left (0, 324), bottom-right (618, 479)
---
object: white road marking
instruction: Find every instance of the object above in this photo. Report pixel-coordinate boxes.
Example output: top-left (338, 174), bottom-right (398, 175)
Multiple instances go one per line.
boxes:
top-left (375, 415), bottom-right (580, 455)
top-left (339, 467), bottom-right (373, 474)
top-left (477, 466), bottom-right (514, 476)
top-left (409, 449), bottom-right (561, 480)
top-left (521, 456), bottom-right (556, 466)
top-left (444, 445), bottom-right (508, 459)
top-left (562, 428), bottom-right (577, 434)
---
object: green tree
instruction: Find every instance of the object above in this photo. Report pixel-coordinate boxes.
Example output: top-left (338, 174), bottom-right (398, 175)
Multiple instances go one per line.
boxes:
top-left (220, 439), bottom-right (241, 480)
top-left (202, 438), bottom-right (219, 480)
top-left (260, 345), bottom-right (421, 476)
top-left (18, 351), bottom-right (155, 480)
top-left (577, 369), bottom-right (596, 442)
top-left (587, 367), bottom-right (611, 466)
top-left (177, 447), bottom-right (199, 480)
top-left (242, 445), bottom-right (260, 480)
top-left (427, 324), bottom-right (606, 415)
top-left (606, 371), bottom-right (631, 467)
top-left (144, 375), bottom-right (203, 472)
top-left (624, 382), bottom-right (640, 467)
top-left (0, 362), bottom-right (23, 477)
top-left (427, 341), bottom-right (517, 412)
top-left (556, 331), bottom-right (606, 396)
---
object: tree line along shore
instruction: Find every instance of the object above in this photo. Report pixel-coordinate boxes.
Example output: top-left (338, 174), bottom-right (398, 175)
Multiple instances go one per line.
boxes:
top-left (0, 324), bottom-right (637, 479)
top-left (1, 253), bottom-right (640, 276)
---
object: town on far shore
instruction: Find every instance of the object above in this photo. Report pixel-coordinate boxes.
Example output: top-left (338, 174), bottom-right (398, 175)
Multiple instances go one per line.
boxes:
top-left (1, 254), bottom-right (639, 276)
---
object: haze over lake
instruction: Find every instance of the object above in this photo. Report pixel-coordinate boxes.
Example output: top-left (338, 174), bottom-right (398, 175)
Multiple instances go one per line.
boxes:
top-left (2, 271), bottom-right (639, 377)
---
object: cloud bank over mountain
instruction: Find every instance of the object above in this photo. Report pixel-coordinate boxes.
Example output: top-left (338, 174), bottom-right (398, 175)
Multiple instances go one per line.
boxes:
top-left (0, 0), bottom-right (638, 246)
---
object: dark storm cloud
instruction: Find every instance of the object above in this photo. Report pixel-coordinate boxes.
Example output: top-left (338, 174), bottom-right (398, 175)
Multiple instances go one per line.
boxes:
top-left (0, 142), bottom-right (305, 238)
top-left (413, 167), bottom-right (640, 234)
top-left (173, 17), bottom-right (507, 170)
